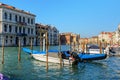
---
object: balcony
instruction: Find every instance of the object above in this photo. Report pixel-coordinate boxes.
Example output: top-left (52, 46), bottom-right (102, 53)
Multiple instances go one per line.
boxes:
top-left (17, 21), bottom-right (27, 26)
top-left (16, 33), bottom-right (27, 37)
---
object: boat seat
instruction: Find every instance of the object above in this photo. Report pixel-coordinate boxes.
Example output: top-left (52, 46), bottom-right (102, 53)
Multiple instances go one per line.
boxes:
top-left (48, 52), bottom-right (59, 58)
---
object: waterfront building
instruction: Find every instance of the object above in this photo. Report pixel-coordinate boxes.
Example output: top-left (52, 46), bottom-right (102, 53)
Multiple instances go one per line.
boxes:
top-left (112, 24), bottom-right (120, 45)
top-left (79, 38), bottom-right (88, 52)
top-left (98, 32), bottom-right (113, 45)
top-left (88, 36), bottom-right (98, 44)
top-left (60, 32), bottom-right (71, 45)
top-left (36, 23), bottom-right (59, 46)
top-left (60, 32), bottom-right (80, 51)
top-left (118, 24), bottom-right (120, 40)
top-left (60, 32), bottom-right (80, 45)
top-left (0, 3), bottom-right (36, 46)
top-left (80, 38), bottom-right (88, 44)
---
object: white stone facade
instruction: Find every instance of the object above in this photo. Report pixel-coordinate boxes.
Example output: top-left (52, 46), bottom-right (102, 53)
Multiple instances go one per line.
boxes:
top-left (48, 27), bottom-right (59, 45)
top-left (0, 3), bottom-right (36, 46)
top-left (112, 25), bottom-right (120, 44)
top-left (98, 32), bottom-right (113, 44)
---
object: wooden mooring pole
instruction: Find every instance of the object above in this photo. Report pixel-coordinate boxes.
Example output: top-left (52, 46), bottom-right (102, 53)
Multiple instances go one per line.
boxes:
top-left (30, 37), bottom-right (33, 57)
top-left (18, 38), bottom-right (21, 62)
top-left (59, 34), bottom-right (62, 66)
top-left (2, 37), bottom-right (4, 64)
top-left (46, 32), bottom-right (48, 71)
top-left (99, 41), bottom-right (102, 54)
top-left (82, 41), bottom-right (85, 53)
top-left (40, 32), bottom-right (41, 51)
top-left (30, 37), bottom-right (33, 52)
top-left (74, 42), bottom-right (75, 52)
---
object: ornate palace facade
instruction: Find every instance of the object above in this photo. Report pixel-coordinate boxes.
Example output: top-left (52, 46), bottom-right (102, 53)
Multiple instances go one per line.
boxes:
top-left (0, 3), bottom-right (36, 46)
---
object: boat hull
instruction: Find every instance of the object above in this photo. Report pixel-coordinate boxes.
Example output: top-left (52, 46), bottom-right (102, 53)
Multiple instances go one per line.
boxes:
top-left (32, 54), bottom-right (73, 65)
top-left (22, 48), bottom-right (107, 64)
top-left (22, 48), bottom-right (73, 65)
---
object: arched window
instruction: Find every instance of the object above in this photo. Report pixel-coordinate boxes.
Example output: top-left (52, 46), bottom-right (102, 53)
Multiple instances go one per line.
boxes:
top-left (4, 12), bottom-right (7, 19)
top-left (9, 25), bottom-right (12, 32)
top-left (4, 24), bottom-right (7, 32)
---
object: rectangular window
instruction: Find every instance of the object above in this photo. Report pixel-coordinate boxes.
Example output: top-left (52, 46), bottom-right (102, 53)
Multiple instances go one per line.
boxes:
top-left (28, 28), bottom-right (30, 34)
top-left (31, 29), bottom-right (33, 34)
top-left (6, 40), bottom-right (8, 44)
top-left (15, 26), bottom-right (18, 33)
top-left (10, 36), bottom-right (13, 43)
top-left (5, 36), bottom-right (8, 44)
top-left (15, 15), bottom-right (17, 22)
top-left (9, 13), bottom-right (12, 20)
top-left (19, 16), bottom-right (21, 22)
top-left (23, 17), bottom-right (25, 22)
top-left (23, 27), bottom-right (25, 34)
top-left (19, 27), bottom-right (21, 33)
top-left (28, 18), bottom-right (30, 24)
top-left (31, 19), bottom-right (33, 24)
top-left (9, 25), bottom-right (12, 32)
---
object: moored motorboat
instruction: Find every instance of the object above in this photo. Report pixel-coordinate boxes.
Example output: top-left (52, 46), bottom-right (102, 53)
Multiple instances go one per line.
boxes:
top-left (22, 48), bottom-right (107, 65)
top-left (105, 45), bottom-right (120, 56)
top-left (22, 48), bottom-right (78, 65)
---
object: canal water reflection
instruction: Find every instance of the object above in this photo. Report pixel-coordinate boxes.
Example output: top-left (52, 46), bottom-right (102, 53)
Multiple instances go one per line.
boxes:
top-left (0, 46), bottom-right (120, 80)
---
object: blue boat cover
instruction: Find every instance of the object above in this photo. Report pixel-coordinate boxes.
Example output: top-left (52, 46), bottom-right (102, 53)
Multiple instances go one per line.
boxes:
top-left (63, 51), bottom-right (70, 57)
top-left (78, 53), bottom-right (107, 60)
top-left (23, 48), bottom-right (70, 54)
top-left (48, 50), bottom-right (59, 53)
top-left (22, 48), bottom-right (46, 54)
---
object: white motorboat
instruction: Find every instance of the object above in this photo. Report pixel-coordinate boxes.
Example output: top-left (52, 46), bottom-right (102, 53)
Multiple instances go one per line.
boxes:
top-left (22, 48), bottom-right (77, 65)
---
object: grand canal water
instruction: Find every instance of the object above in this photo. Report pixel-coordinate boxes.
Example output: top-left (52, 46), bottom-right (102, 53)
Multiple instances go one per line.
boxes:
top-left (0, 46), bottom-right (120, 80)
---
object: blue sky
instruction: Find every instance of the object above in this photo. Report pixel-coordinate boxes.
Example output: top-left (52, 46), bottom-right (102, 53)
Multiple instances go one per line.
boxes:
top-left (0, 0), bottom-right (120, 38)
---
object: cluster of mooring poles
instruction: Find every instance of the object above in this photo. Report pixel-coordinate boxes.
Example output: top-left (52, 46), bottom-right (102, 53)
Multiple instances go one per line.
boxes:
top-left (1, 34), bottom-right (28, 64)
top-left (1, 32), bottom-right (62, 72)
top-left (17, 34), bottom-right (28, 62)
top-left (40, 30), bottom-right (63, 71)
top-left (80, 40), bottom-right (104, 54)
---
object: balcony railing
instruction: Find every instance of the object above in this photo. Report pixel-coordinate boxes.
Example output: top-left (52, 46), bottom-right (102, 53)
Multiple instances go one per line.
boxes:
top-left (16, 21), bottom-right (27, 26)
